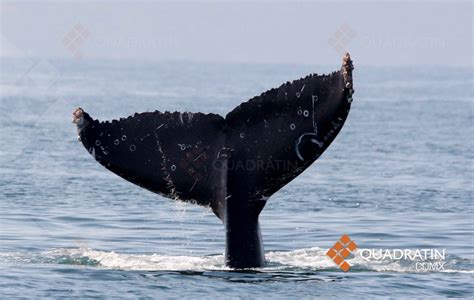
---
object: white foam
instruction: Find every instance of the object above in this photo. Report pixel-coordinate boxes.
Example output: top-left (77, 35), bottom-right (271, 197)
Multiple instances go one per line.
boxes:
top-left (1, 247), bottom-right (471, 274)
top-left (48, 248), bottom-right (226, 271)
top-left (266, 247), bottom-right (335, 269)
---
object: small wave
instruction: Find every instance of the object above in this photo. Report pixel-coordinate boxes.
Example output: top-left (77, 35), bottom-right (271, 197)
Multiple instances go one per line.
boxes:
top-left (1, 247), bottom-right (472, 274)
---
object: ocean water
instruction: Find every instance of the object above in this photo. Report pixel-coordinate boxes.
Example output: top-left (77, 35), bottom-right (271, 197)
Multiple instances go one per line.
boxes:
top-left (0, 58), bottom-right (472, 299)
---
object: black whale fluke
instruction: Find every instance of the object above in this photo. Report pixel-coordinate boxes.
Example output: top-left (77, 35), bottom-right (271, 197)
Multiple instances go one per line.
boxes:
top-left (72, 53), bottom-right (354, 269)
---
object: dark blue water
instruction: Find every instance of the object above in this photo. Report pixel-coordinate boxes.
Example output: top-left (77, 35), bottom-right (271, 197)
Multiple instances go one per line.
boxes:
top-left (0, 58), bottom-right (473, 298)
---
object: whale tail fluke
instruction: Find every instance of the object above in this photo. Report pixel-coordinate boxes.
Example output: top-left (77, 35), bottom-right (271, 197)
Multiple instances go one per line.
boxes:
top-left (72, 53), bottom-right (354, 268)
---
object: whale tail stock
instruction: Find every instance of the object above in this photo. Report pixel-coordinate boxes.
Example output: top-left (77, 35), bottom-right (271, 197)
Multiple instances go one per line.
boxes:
top-left (72, 53), bottom-right (354, 268)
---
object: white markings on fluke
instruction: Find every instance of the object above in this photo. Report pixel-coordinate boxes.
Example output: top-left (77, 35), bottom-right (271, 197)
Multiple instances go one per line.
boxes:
top-left (295, 133), bottom-right (324, 161)
top-left (217, 147), bottom-right (232, 159)
top-left (140, 133), bottom-right (151, 141)
top-left (189, 178), bottom-right (198, 192)
top-left (193, 152), bottom-right (205, 162)
top-left (296, 84), bottom-right (305, 98)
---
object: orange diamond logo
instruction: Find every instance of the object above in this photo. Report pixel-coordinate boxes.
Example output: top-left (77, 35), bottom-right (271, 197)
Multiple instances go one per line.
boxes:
top-left (326, 234), bottom-right (358, 272)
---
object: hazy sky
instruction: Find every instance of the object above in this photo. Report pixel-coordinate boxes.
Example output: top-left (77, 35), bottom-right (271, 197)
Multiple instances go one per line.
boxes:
top-left (0, 0), bottom-right (472, 66)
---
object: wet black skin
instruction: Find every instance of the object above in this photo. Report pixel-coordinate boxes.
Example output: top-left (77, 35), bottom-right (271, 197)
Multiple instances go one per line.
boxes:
top-left (73, 54), bottom-right (354, 269)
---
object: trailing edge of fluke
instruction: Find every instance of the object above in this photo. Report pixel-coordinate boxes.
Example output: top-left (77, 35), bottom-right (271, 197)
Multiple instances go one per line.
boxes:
top-left (72, 53), bottom-right (354, 269)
